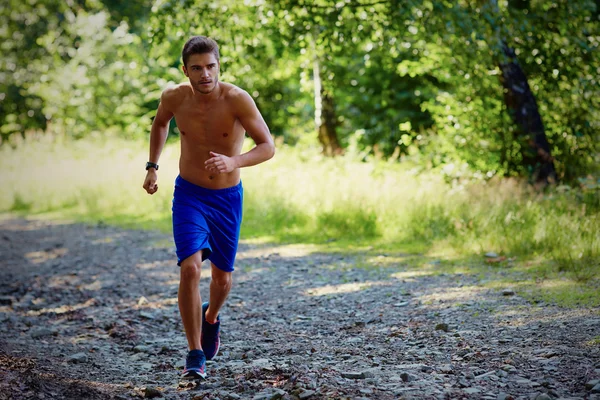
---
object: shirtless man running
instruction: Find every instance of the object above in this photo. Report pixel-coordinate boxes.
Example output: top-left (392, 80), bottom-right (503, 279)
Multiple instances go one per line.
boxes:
top-left (142, 36), bottom-right (275, 379)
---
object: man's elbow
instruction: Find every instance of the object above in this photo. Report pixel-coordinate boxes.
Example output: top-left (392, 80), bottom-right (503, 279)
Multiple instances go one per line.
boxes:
top-left (265, 140), bottom-right (275, 160)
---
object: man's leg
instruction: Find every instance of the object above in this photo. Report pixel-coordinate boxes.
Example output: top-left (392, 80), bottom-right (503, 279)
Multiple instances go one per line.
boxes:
top-left (179, 250), bottom-right (204, 350)
top-left (206, 263), bottom-right (232, 323)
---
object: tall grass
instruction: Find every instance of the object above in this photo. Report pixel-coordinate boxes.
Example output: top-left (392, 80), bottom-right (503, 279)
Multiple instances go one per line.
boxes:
top-left (1, 136), bottom-right (598, 282)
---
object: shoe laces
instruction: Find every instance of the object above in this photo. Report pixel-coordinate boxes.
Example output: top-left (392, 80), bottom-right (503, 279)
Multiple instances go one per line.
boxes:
top-left (186, 351), bottom-right (204, 369)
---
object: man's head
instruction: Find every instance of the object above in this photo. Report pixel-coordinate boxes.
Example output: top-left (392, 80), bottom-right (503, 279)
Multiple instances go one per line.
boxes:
top-left (182, 36), bottom-right (221, 94)
top-left (182, 36), bottom-right (220, 67)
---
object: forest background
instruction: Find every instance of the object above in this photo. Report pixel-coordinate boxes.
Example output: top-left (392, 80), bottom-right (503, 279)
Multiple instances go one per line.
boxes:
top-left (1, 0), bottom-right (599, 306)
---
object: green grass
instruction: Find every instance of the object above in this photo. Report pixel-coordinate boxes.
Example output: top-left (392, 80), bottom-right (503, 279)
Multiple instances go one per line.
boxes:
top-left (1, 135), bottom-right (598, 307)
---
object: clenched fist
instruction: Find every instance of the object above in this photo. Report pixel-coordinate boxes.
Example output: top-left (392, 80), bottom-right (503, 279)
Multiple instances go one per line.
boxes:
top-left (204, 151), bottom-right (237, 174)
top-left (143, 170), bottom-right (158, 194)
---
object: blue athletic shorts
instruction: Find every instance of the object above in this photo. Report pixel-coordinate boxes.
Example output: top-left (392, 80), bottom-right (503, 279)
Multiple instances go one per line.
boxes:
top-left (172, 175), bottom-right (243, 272)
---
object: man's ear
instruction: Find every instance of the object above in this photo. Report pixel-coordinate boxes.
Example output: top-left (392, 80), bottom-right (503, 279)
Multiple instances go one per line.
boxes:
top-left (182, 65), bottom-right (188, 77)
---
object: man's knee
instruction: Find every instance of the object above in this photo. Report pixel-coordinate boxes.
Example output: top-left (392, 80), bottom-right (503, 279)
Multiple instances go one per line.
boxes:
top-left (180, 254), bottom-right (203, 282)
top-left (211, 267), bottom-right (232, 288)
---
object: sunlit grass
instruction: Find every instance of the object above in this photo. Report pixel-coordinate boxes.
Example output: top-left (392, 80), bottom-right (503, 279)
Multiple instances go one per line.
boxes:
top-left (1, 135), bottom-right (598, 307)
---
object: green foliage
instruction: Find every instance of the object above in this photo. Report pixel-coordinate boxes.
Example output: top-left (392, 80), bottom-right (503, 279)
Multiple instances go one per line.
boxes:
top-left (0, 0), bottom-right (66, 136)
top-left (395, 0), bottom-right (600, 180)
top-left (317, 207), bottom-right (380, 240)
top-left (1, 0), bottom-right (160, 141)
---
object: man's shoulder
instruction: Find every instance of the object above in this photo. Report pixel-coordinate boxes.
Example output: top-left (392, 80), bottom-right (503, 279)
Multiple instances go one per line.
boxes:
top-left (161, 83), bottom-right (192, 103)
top-left (221, 82), bottom-right (246, 98)
top-left (222, 83), bottom-right (252, 106)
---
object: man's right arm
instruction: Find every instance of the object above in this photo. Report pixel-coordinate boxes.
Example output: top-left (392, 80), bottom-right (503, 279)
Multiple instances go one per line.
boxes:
top-left (143, 89), bottom-right (175, 195)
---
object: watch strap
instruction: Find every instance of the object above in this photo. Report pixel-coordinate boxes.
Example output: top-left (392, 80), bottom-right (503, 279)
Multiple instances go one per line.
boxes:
top-left (146, 162), bottom-right (159, 171)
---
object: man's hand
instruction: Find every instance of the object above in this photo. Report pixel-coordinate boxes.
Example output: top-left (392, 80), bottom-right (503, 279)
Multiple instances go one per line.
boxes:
top-left (205, 151), bottom-right (237, 174)
top-left (143, 170), bottom-right (158, 194)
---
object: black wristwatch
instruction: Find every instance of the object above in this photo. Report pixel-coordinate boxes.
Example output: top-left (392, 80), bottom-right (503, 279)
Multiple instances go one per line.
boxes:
top-left (146, 162), bottom-right (159, 171)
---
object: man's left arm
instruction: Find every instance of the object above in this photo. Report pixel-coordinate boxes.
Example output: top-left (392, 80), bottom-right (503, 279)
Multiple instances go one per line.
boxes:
top-left (205, 90), bottom-right (275, 174)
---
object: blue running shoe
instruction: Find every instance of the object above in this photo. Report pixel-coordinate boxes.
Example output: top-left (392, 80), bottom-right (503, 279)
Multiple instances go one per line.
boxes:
top-left (201, 302), bottom-right (220, 360)
top-left (182, 349), bottom-right (207, 380)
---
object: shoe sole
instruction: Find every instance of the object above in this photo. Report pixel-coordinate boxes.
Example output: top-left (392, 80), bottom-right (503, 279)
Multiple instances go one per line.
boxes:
top-left (181, 370), bottom-right (207, 380)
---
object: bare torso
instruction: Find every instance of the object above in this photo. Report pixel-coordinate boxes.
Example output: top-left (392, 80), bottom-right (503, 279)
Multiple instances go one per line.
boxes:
top-left (170, 82), bottom-right (245, 189)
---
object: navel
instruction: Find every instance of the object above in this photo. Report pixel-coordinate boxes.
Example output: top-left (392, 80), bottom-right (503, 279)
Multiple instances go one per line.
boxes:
top-left (181, 131), bottom-right (186, 136)
top-left (209, 176), bottom-right (214, 180)
top-left (223, 132), bottom-right (228, 137)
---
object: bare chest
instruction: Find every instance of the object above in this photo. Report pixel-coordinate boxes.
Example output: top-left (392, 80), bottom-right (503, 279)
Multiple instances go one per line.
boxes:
top-left (174, 101), bottom-right (242, 143)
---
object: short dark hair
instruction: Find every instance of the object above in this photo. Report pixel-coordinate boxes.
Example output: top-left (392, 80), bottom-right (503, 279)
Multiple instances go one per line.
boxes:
top-left (182, 36), bottom-right (220, 67)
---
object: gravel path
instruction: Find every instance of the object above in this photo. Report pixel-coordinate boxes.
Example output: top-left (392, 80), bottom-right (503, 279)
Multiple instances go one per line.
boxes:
top-left (1, 218), bottom-right (599, 400)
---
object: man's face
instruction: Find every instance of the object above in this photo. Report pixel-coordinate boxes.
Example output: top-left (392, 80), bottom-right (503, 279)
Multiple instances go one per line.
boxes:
top-left (183, 53), bottom-right (220, 94)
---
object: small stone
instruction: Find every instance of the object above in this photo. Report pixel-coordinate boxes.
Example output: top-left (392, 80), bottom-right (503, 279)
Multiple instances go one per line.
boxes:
top-left (393, 302), bottom-right (409, 307)
top-left (252, 389), bottom-right (286, 400)
top-left (502, 289), bottom-right (515, 296)
top-left (133, 345), bottom-right (151, 353)
top-left (485, 252), bottom-right (499, 258)
top-left (501, 364), bottom-right (517, 373)
top-left (144, 387), bottom-right (162, 398)
top-left (400, 372), bottom-right (417, 382)
top-left (497, 393), bottom-right (514, 400)
top-left (0, 296), bottom-right (13, 305)
top-left (31, 328), bottom-right (57, 338)
top-left (129, 353), bottom-right (145, 361)
top-left (139, 311), bottom-right (155, 320)
top-left (587, 380), bottom-right (600, 390)
top-left (535, 394), bottom-right (552, 400)
top-left (359, 368), bottom-right (378, 378)
top-left (516, 378), bottom-right (532, 385)
top-left (439, 364), bottom-right (454, 374)
top-left (251, 358), bottom-right (275, 371)
top-left (457, 378), bottom-right (469, 388)
top-left (542, 350), bottom-right (558, 358)
top-left (299, 390), bottom-right (316, 399)
top-left (464, 387), bottom-right (481, 394)
top-left (496, 370), bottom-right (509, 378)
top-left (67, 352), bottom-right (88, 363)
top-left (341, 371), bottom-right (366, 379)
top-left (475, 371), bottom-right (496, 380)
top-left (592, 383), bottom-right (600, 393)
top-left (435, 323), bottom-right (449, 332)
top-left (138, 296), bottom-right (149, 306)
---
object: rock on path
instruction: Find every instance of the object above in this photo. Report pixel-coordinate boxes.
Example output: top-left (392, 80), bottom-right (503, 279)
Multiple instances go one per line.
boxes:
top-left (1, 218), bottom-right (599, 399)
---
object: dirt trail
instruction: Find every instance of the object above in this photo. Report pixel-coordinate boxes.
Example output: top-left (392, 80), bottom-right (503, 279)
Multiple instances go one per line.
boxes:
top-left (1, 218), bottom-right (599, 400)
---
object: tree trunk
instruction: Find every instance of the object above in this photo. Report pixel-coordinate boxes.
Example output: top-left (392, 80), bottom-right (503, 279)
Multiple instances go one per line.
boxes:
top-left (313, 51), bottom-right (342, 156)
top-left (497, 42), bottom-right (557, 184)
top-left (317, 89), bottom-right (342, 156)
